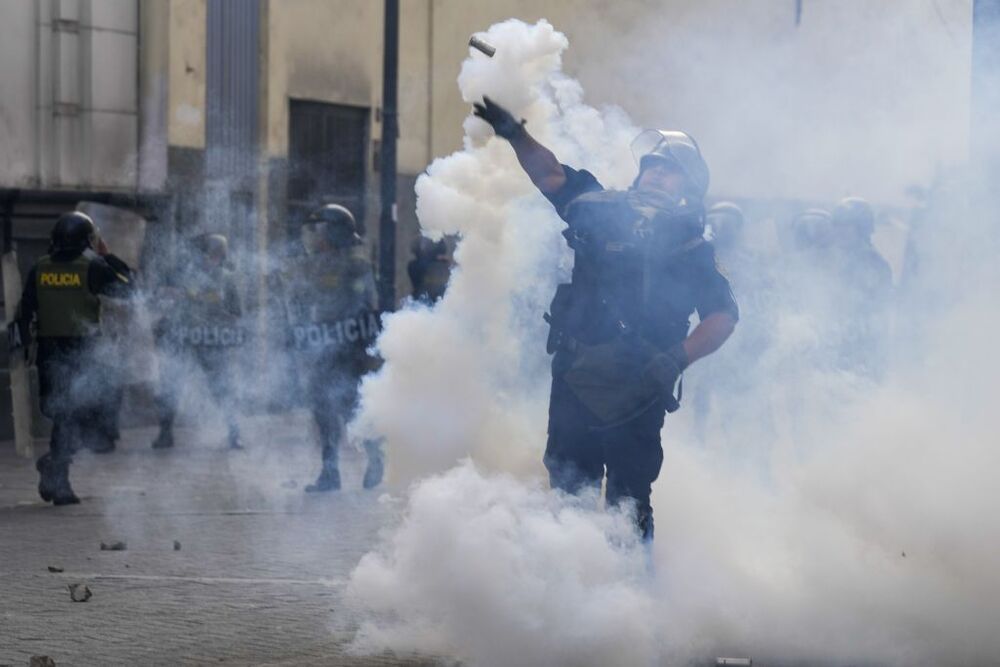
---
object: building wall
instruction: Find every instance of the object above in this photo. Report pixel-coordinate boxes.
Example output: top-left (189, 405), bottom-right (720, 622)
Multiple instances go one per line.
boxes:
top-left (167, 0), bottom-right (207, 150)
top-left (0, 0), bottom-right (141, 192)
top-left (0, 2), bottom-right (39, 188)
top-left (138, 0), bottom-right (169, 192)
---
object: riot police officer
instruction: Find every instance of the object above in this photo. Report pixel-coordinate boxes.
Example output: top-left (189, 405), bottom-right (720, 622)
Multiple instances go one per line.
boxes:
top-left (691, 202), bottom-right (773, 444)
top-left (829, 197), bottom-right (893, 378)
top-left (11, 212), bottom-right (133, 505)
top-left (151, 233), bottom-right (245, 450)
top-left (474, 97), bottom-right (738, 540)
top-left (280, 204), bottom-right (383, 492)
top-left (407, 236), bottom-right (452, 304)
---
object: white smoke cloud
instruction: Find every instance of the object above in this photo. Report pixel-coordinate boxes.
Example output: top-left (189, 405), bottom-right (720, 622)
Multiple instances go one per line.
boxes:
top-left (355, 19), bottom-right (641, 483)
top-left (348, 462), bottom-right (659, 667)
top-left (348, 16), bottom-right (1000, 667)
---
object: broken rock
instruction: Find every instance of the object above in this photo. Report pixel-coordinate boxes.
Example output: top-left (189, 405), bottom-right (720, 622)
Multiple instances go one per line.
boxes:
top-left (68, 583), bottom-right (92, 602)
top-left (29, 657), bottom-right (56, 667)
top-left (47, 565), bottom-right (64, 573)
top-left (100, 541), bottom-right (127, 551)
top-left (173, 540), bottom-right (182, 551)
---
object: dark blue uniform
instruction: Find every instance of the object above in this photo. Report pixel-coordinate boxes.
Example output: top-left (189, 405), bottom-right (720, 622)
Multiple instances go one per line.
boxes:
top-left (542, 166), bottom-right (738, 539)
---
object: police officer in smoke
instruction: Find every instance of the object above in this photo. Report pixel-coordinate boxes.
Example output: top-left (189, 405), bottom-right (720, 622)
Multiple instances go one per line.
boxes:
top-left (473, 97), bottom-right (739, 540)
top-left (691, 202), bottom-right (772, 443)
top-left (10, 212), bottom-right (133, 505)
top-left (407, 236), bottom-right (453, 304)
top-left (278, 204), bottom-right (384, 492)
top-left (151, 233), bottom-right (246, 450)
top-left (828, 197), bottom-right (893, 379)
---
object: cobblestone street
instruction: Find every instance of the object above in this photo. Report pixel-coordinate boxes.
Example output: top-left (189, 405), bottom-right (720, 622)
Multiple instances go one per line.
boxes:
top-left (0, 413), bottom-right (433, 666)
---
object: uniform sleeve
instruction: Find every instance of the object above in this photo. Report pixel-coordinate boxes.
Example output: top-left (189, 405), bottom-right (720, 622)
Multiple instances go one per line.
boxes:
top-left (358, 262), bottom-right (377, 310)
top-left (691, 242), bottom-right (740, 321)
top-left (88, 254), bottom-right (133, 298)
top-left (543, 164), bottom-right (604, 222)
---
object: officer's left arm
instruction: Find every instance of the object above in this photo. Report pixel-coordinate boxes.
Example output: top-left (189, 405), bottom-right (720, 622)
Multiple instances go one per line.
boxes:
top-left (224, 276), bottom-right (243, 319)
top-left (352, 255), bottom-right (378, 310)
top-left (90, 254), bottom-right (134, 298)
top-left (682, 312), bottom-right (737, 365)
top-left (685, 243), bottom-right (739, 366)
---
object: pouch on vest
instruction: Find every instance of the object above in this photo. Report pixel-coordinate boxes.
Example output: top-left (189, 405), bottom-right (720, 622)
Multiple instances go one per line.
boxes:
top-left (544, 283), bottom-right (599, 354)
top-left (561, 335), bottom-right (668, 425)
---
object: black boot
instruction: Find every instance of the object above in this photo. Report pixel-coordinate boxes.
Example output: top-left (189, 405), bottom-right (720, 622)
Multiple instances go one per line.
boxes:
top-left (88, 428), bottom-right (117, 454)
top-left (362, 440), bottom-right (384, 490)
top-left (36, 454), bottom-right (56, 502)
top-left (227, 425), bottom-right (244, 451)
top-left (50, 459), bottom-right (80, 506)
top-left (152, 424), bottom-right (174, 449)
top-left (637, 507), bottom-right (654, 543)
top-left (305, 464), bottom-right (340, 493)
top-left (305, 446), bottom-right (340, 493)
top-left (89, 437), bottom-right (117, 454)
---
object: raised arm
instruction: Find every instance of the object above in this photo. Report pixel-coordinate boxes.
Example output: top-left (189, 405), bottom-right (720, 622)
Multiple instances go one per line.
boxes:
top-left (473, 97), bottom-right (566, 194)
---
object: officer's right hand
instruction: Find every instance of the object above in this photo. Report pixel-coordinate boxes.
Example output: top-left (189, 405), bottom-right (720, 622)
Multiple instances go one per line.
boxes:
top-left (472, 96), bottom-right (526, 140)
top-left (643, 346), bottom-right (687, 413)
top-left (645, 353), bottom-right (681, 392)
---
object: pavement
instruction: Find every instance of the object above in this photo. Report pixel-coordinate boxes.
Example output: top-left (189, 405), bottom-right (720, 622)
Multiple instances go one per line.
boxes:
top-left (0, 412), bottom-right (436, 667)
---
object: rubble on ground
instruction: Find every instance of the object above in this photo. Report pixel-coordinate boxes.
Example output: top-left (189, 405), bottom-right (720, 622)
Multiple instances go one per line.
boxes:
top-left (68, 583), bottom-right (92, 602)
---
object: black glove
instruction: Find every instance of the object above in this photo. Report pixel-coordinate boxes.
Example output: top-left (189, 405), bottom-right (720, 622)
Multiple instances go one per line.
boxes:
top-left (472, 96), bottom-right (526, 140)
top-left (644, 343), bottom-right (689, 413)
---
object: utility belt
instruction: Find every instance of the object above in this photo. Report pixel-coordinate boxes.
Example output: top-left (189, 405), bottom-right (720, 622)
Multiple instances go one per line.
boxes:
top-left (167, 324), bottom-right (247, 348)
top-left (291, 310), bottom-right (381, 351)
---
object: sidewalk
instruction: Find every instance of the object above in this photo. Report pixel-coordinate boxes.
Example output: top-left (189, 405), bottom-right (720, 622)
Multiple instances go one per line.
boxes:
top-left (0, 412), bottom-right (433, 667)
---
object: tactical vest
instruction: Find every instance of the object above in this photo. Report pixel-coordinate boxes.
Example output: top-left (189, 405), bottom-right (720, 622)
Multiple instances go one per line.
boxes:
top-left (298, 245), bottom-right (375, 324)
top-left (287, 246), bottom-right (379, 356)
top-left (180, 268), bottom-right (235, 325)
top-left (549, 189), bottom-right (705, 350)
top-left (35, 254), bottom-right (101, 337)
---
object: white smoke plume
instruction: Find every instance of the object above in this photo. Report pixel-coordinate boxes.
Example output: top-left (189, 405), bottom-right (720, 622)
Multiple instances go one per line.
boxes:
top-left (348, 16), bottom-right (1000, 667)
top-left (355, 19), bottom-right (641, 483)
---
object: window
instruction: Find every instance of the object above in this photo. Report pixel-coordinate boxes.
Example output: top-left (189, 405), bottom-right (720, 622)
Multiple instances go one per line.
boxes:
top-left (287, 100), bottom-right (369, 232)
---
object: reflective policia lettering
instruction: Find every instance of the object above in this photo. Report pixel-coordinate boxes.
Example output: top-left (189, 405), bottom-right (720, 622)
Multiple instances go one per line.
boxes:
top-left (39, 272), bottom-right (83, 288)
top-left (173, 325), bottom-right (247, 347)
top-left (292, 311), bottom-right (382, 349)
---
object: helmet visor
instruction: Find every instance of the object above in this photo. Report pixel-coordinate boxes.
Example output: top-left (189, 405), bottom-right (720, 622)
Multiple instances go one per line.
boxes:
top-left (630, 129), bottom-right (701, 166)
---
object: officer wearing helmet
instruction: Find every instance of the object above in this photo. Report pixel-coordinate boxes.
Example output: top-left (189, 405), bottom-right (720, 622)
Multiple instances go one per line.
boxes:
top-left (829, 197), bottom-right (893, 378)
top-left (790, 208), bottom-right (835, 256)
top-left (474, 97), bottom-right (738, 540)
top-left (690, 202), bottom-right (774, 444)
top-left (151, 232), bottom-right (245, 450)
top-left (11, 211), bottom-right (133, 505)
top-left (706, 202), bottom-right (745, 254)
top-left (407, 236), bottom-right (453, 304)
top-left (278, 204), bottom-right (383, 492)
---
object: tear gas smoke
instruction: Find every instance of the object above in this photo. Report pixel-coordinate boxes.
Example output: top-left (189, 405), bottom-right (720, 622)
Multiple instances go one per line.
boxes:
top-left (354, 18), bottom-right (640, 483)
top-left (348, 17), bottom-right (1000, 667)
